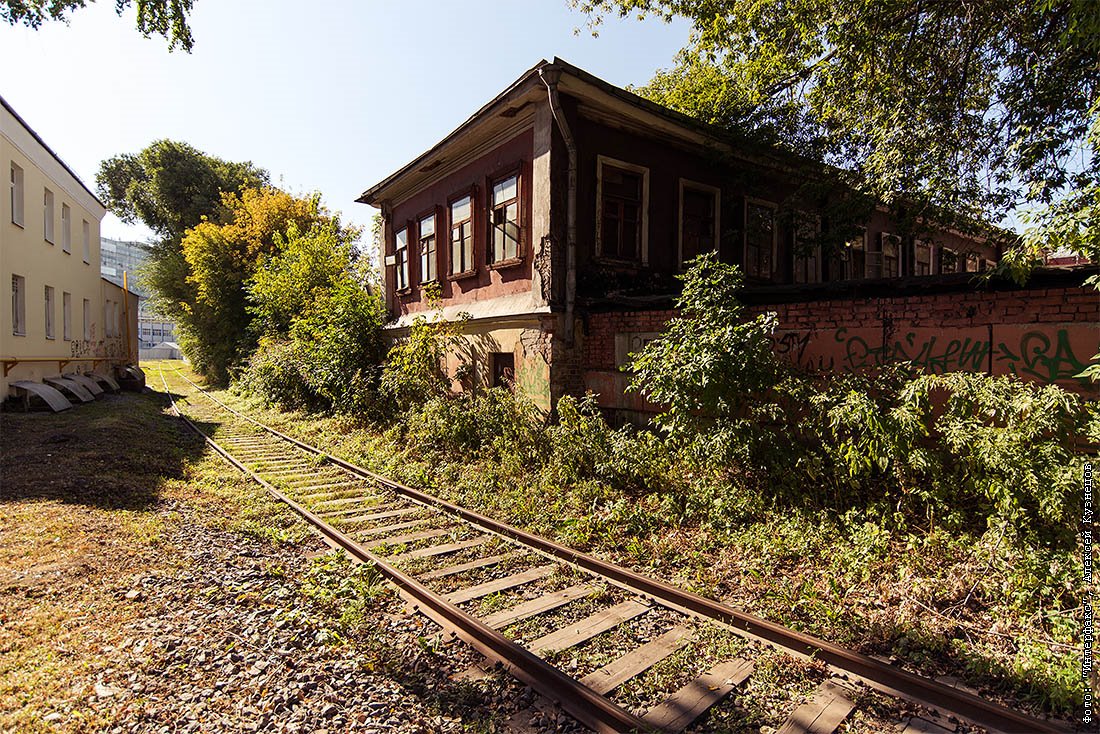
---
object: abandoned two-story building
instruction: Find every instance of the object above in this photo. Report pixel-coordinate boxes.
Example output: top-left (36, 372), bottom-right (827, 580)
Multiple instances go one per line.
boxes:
top-left (359, 58), bottom-right (1096, 415)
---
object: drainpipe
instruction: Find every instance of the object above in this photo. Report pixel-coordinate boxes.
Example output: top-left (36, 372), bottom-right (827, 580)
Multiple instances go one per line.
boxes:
top-left (538, 66), bottom-right (578, 348)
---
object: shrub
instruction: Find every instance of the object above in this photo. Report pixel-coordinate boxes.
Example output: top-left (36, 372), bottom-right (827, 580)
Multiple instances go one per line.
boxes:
top-left (237, 339), bottom-right (316, 411)
top-left (379, 284), bottom-right (467, 415)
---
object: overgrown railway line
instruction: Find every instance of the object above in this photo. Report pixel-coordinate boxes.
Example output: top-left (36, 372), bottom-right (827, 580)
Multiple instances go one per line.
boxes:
top-left (157, 368), bottom-right (1069, 734)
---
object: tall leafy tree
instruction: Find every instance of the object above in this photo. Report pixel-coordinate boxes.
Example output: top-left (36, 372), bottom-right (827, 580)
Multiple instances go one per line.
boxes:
top-left (3, 0), bottom-right (197, 51)
top-left (579, 0), bottom-right (1100, 257)
top-left (96, 140), bottom-right (269, 345)
top-left (97, 140), bottom-right (268, 241)
top-left (177, 188), bottom-right (354, 384)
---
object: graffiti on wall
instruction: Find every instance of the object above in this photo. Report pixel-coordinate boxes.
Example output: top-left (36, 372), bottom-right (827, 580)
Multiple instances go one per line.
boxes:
top-left (771, 323), bottom-right (1098, 388)
top-left (69, 336), bottom-right (128, 360)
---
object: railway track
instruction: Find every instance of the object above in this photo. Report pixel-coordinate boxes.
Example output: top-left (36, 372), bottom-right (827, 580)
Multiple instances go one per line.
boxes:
top-left (157, 367), bottom-right (1070, 734)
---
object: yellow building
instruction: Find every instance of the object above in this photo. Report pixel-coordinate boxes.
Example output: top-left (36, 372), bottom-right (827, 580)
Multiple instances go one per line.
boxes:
top-left (1, 95), bottom-right (138, 403)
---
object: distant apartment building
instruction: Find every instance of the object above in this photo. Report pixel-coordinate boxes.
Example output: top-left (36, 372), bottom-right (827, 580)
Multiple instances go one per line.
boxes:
top-left (99, 236), bottom-right (178, 350)
top-left (2, 95), bottom-right (139, 398)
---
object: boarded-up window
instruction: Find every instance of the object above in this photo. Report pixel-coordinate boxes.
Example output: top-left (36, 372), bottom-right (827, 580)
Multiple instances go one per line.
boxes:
top-left (83, 298), bottom-right (90, 340)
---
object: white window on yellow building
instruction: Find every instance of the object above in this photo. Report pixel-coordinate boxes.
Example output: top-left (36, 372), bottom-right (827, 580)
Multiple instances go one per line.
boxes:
top-left (43, 188), bottom-right (55, 243)
top-left (9, 162), bottom-right (24, 227)
top-left (63, 291), bottom-right (72, 341)
top-left (61, 203), bottom-right (71, 253)
top-left (44, 285), bottom-right (55, 339)
top-left (82, 220), bottom-right (90, 263)
top-left (82, 298), bottom-right (90, 340)
top-left (11, 274), bottom-right (26, 336)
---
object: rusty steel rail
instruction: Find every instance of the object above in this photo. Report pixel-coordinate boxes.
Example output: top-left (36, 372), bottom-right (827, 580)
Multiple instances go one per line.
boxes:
top-left (167, 369), bottom-right (1070, 734)
top-left (159, 371), bottom-right (649, 733)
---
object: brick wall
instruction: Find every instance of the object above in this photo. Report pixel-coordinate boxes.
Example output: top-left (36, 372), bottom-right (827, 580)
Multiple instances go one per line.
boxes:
top-left (580, 272), bottom-right (1099, 413)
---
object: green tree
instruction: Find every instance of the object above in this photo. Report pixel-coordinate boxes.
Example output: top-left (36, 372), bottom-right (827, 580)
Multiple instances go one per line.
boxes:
top-left (95, 140), bottom-right (269, 360)
top-left (176, 188), bottom-right (354, 384)
top-left (97, 140), bottom-right (268, 242)
top-left (3, 0), bottom-right (196, 51)
top-left (580, 0), bottom-right (1100, 255)
top-left (627, 253), bottom-right (780, 440)
top-left (248, 220), bottom-right (362, 337)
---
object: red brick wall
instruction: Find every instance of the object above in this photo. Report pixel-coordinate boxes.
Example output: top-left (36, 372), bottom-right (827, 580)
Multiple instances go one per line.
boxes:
top-left (754, 287), bottom-right (1097, 329)
top-left (580, 280), bottom-right (1099, 412)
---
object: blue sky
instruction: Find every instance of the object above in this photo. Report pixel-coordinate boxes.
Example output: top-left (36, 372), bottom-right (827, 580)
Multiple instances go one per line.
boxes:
top-left (1, 0), bottom-right (691, 242)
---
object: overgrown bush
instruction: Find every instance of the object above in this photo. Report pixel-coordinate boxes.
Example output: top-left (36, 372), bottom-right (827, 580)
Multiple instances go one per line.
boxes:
top-left (405, 388), bottom-right (545, 463)
top-left (379, 285), bottom-right (468, 415)
top-left (236, 339), bottom-right (316, 411)
top-left (629, 256), bottom-right (1093, 543)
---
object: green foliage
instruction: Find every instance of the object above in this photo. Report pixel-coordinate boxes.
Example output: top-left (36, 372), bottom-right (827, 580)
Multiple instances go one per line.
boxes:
top-left (282, 267), bottom-right (387, 414)
top-left (627, 252), bottom-right (780, 441)
top-left (580, 0), bottom-right (1099, 256)
top-left (379, 287), bottom-right (468, 414)
top-left (174, 188), bottom-right (354, 384)
top-left (3, 0), bottom-right (196, 51)
top-left (405, 388), bottom-right (545, 463)
top-left (547, 395), bottom-right (673, 494)
top-left (97, 140), bottom-right (269, 242)
top-left (628, 257), bottom-right (1090, 541)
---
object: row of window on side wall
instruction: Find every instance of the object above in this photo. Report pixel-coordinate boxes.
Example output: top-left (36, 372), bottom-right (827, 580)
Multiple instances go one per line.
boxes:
top-left (391, 174), bottom-right (520, 291)
top-left (10, 274), bottom-right (102, 341)
top-left (9, 161), bottom-right (93, 263)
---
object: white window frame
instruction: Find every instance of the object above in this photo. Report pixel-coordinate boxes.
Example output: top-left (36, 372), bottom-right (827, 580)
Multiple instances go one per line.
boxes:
top-left (44, 285), bottom-right (55, 339)
top-left (677, 179), bottom-right (721, 269)
top-left (743, 197), bottom-right (779, 280)
top-left (792, 211), bottom-right (823, 284)
top-left (595, 155), bottom-right (649, 265)
top-left (393, 227), bottom-right (409, 291)
top-left (418, 211), bottom-right (437, 284)
top-left (11, 274), bottom-right (26, 336)
top-left (82, 219), bottom-right (90, 263)
top-left (43, 188), bottom-right (55, 243)
top-left (61, 203), bottom-right (71, 253)
top-left (10, 162), bottom-right (24, 227)
top-left (83, 298), bottom-right (91, 340)
top-left (63, 291), bottom-right (72, 341)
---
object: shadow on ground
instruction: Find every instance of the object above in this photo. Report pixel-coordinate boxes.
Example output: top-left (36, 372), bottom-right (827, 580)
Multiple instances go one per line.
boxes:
top-left (0, 390), bottom-right (214, 511)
